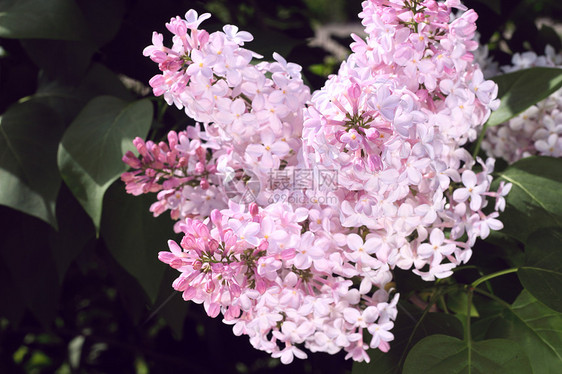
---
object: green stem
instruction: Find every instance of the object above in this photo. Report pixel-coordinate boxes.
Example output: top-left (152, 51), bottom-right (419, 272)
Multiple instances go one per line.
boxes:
top-left (471, 268), bottom-right (518, 288)
top-left (472, 287), bottom-right (512, 309)
top-left (439, 294), bottom-right (449, 314)
top-left (451, 265), bottom-right (479, 273)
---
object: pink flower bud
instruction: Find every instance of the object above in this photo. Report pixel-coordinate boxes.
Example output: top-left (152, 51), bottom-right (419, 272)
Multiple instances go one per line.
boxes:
top-left (208, 239), bottom-right (219, 254)
top-left (133, 137), bottom-right (148, 157)
top-left (211, 209), bottom-right (223, 226)
top-left (196, 147), bottom-right (206, 162)
top-left (167, 131), bottom-right (179, 149)
top-left (195, 162), bottom-right (205, 173)
top-left (158, 141), bottom-right (170, 153)
top-left (367, 155), bottom-right (383, 171)
top-left (229, 283), bottom-right (241, 298)
top-left (122, 151), bottom-right (142, 168)
top-left (249, 202), bottom-right (259, 217)
top-left (177, 156), bottom-right (189, 168)
top-left (200, 178), bottom-right (210, 190)
top-left (192, 259), bottom-right (202, 271)
top-left (193, 221), bottom-right (210, 238)
top-left (205, 281), bottom-right (215, 294)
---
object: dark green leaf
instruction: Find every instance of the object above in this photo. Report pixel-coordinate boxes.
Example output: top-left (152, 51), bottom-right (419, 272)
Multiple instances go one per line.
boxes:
top-left (403, 335), bottom-right (531, 374)
top-left (57, 96), bottom-right (153, 233)
top-left (75, 64), bottom-right (135, 102)
top-left (48, 185), bottom-right (95, 283)
top-left (21, 39), bottom-right (96, 82)
top-left (488, 67), bottom-right (562, 127)
top-left (0, 101), bottom-right (63, 228)
top-left (18, 0), bottom-right (125, 80)
top-left (101, 181), bottom-right (179, 304)
top-left (0, 0), bottom-right (86, 40)
top-left (495, 156), bottom-right (562, 243)
top-left (475, 290), bottom-right (562, 373)
top-left (33, 63), bottom-right (135, 125)
top-left (518, 228), bottom-right (562, 313)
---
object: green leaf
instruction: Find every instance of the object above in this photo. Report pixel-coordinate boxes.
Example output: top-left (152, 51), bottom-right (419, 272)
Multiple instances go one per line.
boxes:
top-left (32, 63), bottom-right (134, 125)
top-left (475, 290), bottom-right (562, 373)
top-left (21, 39), bottom-right (96, 82)
top-left (495, 156), bottom-right (562, 243)
top-left (403, 335), bottom-right (532, 374)
top-left (353, 309), bottom-right (463, 374)
top-left (48, 185), bottom-right (95, 283)
top-left (487, 67), bottom-right (562, 127)
top-left (101, 181), bottom-right (179, 304)
top-left (18, 0), bottom-right (126, 81)
top-left (0, 101), bottom-right (63, 228)
top-left (58, 96), bottom-right (153, 234)
top-left (518, 228), bottom-right (562, 313)
top-left (0, 0), bottom-right (86, 40)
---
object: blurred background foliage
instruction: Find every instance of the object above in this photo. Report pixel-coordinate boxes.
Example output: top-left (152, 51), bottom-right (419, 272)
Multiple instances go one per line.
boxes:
top-left (0, 0), bottom-right (561, 373)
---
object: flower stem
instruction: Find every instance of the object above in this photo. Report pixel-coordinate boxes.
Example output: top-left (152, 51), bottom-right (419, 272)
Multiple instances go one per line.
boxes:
top-left (472, 287), bottom-right (512, 308)
top-left (471, 268), bottom-right (518, 288)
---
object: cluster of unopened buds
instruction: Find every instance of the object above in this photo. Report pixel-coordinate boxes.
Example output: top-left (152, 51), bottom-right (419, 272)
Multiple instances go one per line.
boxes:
top-left (122, 0), bottom-right (511, 364)
top-left (481, 46), bottom-right (562, 162)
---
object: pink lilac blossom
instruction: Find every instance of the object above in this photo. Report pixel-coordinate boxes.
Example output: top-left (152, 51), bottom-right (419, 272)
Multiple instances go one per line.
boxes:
top-left (480, 46), bottom-right (562, 163)
top-left (122, 0), bottom-right (510, 364)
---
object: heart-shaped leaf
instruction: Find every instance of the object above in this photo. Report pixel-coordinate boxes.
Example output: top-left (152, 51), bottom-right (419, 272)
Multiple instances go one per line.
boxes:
top-left (0, 0), bottom-right (86, 40)
top-left (403, 335), bottom-right (531, 374)
top-left (0, 101), bottom-right (63, 228)
top-left (518, 228), bottom-right (562, 312)
top-left (58, 96), bottom-right (153, 234)
top-left (101, 181), bottom-right (179, 304)
top-left (474, 290), bottom-right (562, 373)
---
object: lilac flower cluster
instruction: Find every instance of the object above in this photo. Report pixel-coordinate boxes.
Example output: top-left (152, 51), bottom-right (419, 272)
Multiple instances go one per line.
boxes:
top-left (123, 0), bottom-right (509, 364)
